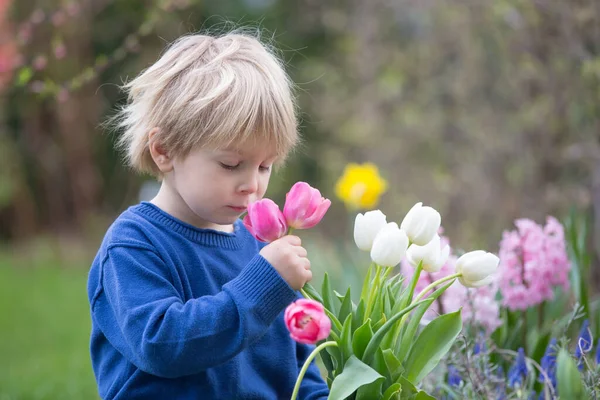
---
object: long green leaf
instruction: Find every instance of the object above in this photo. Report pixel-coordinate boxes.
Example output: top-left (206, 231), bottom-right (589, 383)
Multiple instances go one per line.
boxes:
top-left (362, 300), bottom-right (428, 364)
top-left (356, 376), bottom-right (383, 400)
top-left (352, 319), bottom-right (374, 360)
top-left (404, 310), bottom-right (462, 384)
top-left (338, 287), bottom-right (353, 324)
top-left (382, 383), bottom-right (402, 400)
top-left (339, 314), bottom-right (353, 364)
top-left (302, 282), bottom-right (323, 303)
top-left (322, 273), bottom-right (337, 316)
top-left (354, 299), bottom-right (366, 328)
top-left (556, 349), bottom-right (586, 399)
top-left (328, 355), bottom-right (384, 400)
top-left (397, 376), bottom-right (435, 400)
top-left (397, 281), bottom-right (454, 359)
top-left (382, 348), bottom-right (404, 383)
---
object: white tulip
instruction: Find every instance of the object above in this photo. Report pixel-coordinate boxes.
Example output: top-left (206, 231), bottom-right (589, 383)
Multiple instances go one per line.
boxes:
top-left (354, 210), bottom-right (388, 251)
top-left (405, 235), bottom-right (450, 273)
top-left (400, 202), bottom-right (442, 246)
top-left (370, 222), bottom-right (409, 267)
top-left (455, 250), bottom-right (499, 288)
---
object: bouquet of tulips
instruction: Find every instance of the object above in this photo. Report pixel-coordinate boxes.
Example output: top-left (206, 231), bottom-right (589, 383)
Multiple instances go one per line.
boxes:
top-left (243, 182), bottom-right (499, 400)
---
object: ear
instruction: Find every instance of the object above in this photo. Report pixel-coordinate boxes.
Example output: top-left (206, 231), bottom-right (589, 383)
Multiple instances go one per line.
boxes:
top-left (148, 128), bottom-right (174, 173)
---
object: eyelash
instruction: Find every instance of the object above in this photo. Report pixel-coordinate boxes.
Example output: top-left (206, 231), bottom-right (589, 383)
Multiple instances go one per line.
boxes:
top-left (219, 163), bottom-right (271, 172)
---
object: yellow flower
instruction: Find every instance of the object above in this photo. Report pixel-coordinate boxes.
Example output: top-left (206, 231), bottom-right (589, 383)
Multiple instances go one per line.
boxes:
top-left (335, 163), bottom-right (388, 209)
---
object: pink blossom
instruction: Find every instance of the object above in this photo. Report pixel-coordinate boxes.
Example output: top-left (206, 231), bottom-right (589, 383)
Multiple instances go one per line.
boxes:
top-left (242, 199), bottom-right (287, 243)
top-left (284, 299), bottom-right (331, 344)
top-left (283, 182), bottom-right (331, 229)
top-left (497, 217), bottom-right (570, 311)
top-left (400, 234), bottom-right (501, 334)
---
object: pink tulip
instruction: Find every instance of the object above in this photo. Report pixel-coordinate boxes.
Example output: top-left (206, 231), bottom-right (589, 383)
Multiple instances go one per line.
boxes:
top-left (284, 299), bottom-right (331, 344)
top-left (283, 182), bottom-right (331, 230)
top-left (242, 199), bottom-right (288, 242)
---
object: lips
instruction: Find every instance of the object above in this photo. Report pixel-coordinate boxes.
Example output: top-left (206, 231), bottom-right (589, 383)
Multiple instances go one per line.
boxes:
top-left (228, 205), bottom-right (247, 212)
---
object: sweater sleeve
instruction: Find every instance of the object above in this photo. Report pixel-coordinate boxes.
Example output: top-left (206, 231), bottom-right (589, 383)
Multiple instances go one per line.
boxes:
top-left (296, 342), bottom-right (330, 400)
top-left (90, 244), bottom-right (297, 378)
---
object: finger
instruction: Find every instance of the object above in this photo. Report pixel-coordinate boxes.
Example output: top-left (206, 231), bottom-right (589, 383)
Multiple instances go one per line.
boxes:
top-left (302, 258), bottom-right (311, 270)
top-left (283, 235), bottom-right (301, 246)
top-left (294, 246), bottom-right (308, 258)
top-left (304, 269), bottom-right (313, 283)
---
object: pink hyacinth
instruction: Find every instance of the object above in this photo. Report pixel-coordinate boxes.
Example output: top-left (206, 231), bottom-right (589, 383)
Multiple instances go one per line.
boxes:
top-left (400, 232), bottom-right (501, 334)
top-left (497, 217), bottom-right (570, 311)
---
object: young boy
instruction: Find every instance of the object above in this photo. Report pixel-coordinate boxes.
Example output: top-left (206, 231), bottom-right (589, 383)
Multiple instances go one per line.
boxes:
top-left (87, 32), bottom-right (329, 399)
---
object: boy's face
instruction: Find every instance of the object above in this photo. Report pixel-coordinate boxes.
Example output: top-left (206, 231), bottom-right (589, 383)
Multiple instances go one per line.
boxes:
top-left (155, 144), bottom-right (278, 232)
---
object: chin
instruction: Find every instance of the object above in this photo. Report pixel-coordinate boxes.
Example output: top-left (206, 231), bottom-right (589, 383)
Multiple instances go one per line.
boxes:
top-left (216, 216), bottom-right (240, 224)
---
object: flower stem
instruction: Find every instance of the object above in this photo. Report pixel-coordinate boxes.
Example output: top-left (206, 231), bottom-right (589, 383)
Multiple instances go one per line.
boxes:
top-left (395, 261), bottom-right (424, 336)
top-left (290, 341), bottom-right (339, 400)
top-left (406, 261), bottom-right (424, 306)
top-left (366, 264), bottom-right (382, 318)
top-left (412, 273), bottom-right (462, 304)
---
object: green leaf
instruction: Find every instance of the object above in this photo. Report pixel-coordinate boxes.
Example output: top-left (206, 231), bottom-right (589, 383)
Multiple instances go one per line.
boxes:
top-left (404, 310), bottom-right (462, 384)
top-left (327, 344), bottom-right (344, 375)
top-left (356, 376), bottom-right (383, 400)
top-left (362, 300), bottom-right (428, 364)
top-left (414, 391), bottom-right (436, 400)
top-left (339, 314), bottom-right (353, 363)
top-left (322, 273), bottom-right (337, 316)
top-left (302, 282), bottom-right (323, 303)
top-left (333, 290), bottom-right (345, 302)
top-left (397, 377), bottom-right (435, 400)
top-left (338, 287), bottom-right (353, 324)
top-left (352, 319), bottom-right (374, 360)
top-left (371, 347), bottom-right (390, 379)
top-left (383, 286), bottom-right (394, 315)
top-left (371, 292), bottom-right (384, 326)
top-left (328, 355), bottom-right (384, 400)
top-left (397, 281), bottom-right (453, 359)
top-left (556, 349), bottom-right (586, 399)
top-left (353, 299), bottom-right (366, 328)
top-left (320, 343), bottom-right (335, 377)
top-left (382, 349), bottom-right (404, 383)
top-left (382, 383), bottom-right (402, 400)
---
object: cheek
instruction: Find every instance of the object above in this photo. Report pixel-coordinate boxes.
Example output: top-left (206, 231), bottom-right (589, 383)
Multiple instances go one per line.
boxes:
top-left (258, 174), bottom-right (271, 195)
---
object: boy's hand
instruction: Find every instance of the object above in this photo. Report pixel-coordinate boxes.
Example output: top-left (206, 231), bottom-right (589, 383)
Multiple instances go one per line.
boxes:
top-left (260, 235), bottom-right (312, 290)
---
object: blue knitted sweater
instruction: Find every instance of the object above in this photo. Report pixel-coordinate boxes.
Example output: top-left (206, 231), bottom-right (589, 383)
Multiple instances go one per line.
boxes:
top-left (87, 202), bottom-right (329, 399)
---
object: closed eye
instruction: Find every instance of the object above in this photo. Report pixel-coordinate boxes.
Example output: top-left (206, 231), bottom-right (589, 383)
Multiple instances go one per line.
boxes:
top-left (219, 162), bottom-right (240, 170)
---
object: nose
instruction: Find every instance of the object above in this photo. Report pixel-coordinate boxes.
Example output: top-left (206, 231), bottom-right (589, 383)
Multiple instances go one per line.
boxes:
top-left (238, 170), bottom-right (259, 194)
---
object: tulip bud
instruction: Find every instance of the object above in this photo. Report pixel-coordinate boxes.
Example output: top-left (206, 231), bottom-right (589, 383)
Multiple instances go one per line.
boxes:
top-left (243, 199), bottom-right (287, 242)
top-left (370, 222), bottom-right (409, 267)
top-left (283, 182), bottom-right (331, 229)
top-left (284, 299), bottom-right (331, 344)
top-left (353, 210), bottom-right (388, 251)
top-left (455, 250), bottom-right (499, 288)
top-left (406, 235), bottom-right (450, 273)
top-left (400, 202), bottom-right (441, 246)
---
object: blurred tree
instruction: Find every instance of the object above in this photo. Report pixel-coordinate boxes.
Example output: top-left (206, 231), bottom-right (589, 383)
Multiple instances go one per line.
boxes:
top-left (0, 0), bottom-right (598, 288)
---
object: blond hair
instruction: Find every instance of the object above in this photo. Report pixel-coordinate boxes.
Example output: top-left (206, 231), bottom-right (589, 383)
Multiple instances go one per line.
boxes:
top-left (111, 31), bottom-right (299, 176)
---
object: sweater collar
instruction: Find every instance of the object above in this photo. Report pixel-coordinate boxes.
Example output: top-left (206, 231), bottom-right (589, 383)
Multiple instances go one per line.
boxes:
top-left (134, 202), bottom-right (245, 249)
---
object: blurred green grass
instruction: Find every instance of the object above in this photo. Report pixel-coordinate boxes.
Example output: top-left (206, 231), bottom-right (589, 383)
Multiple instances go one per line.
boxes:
top-left (0, 248), bottom-right (99, 400)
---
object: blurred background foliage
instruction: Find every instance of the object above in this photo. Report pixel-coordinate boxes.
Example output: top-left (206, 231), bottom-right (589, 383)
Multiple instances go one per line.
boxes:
top-left (0, 0), bottom-right (599, 398)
